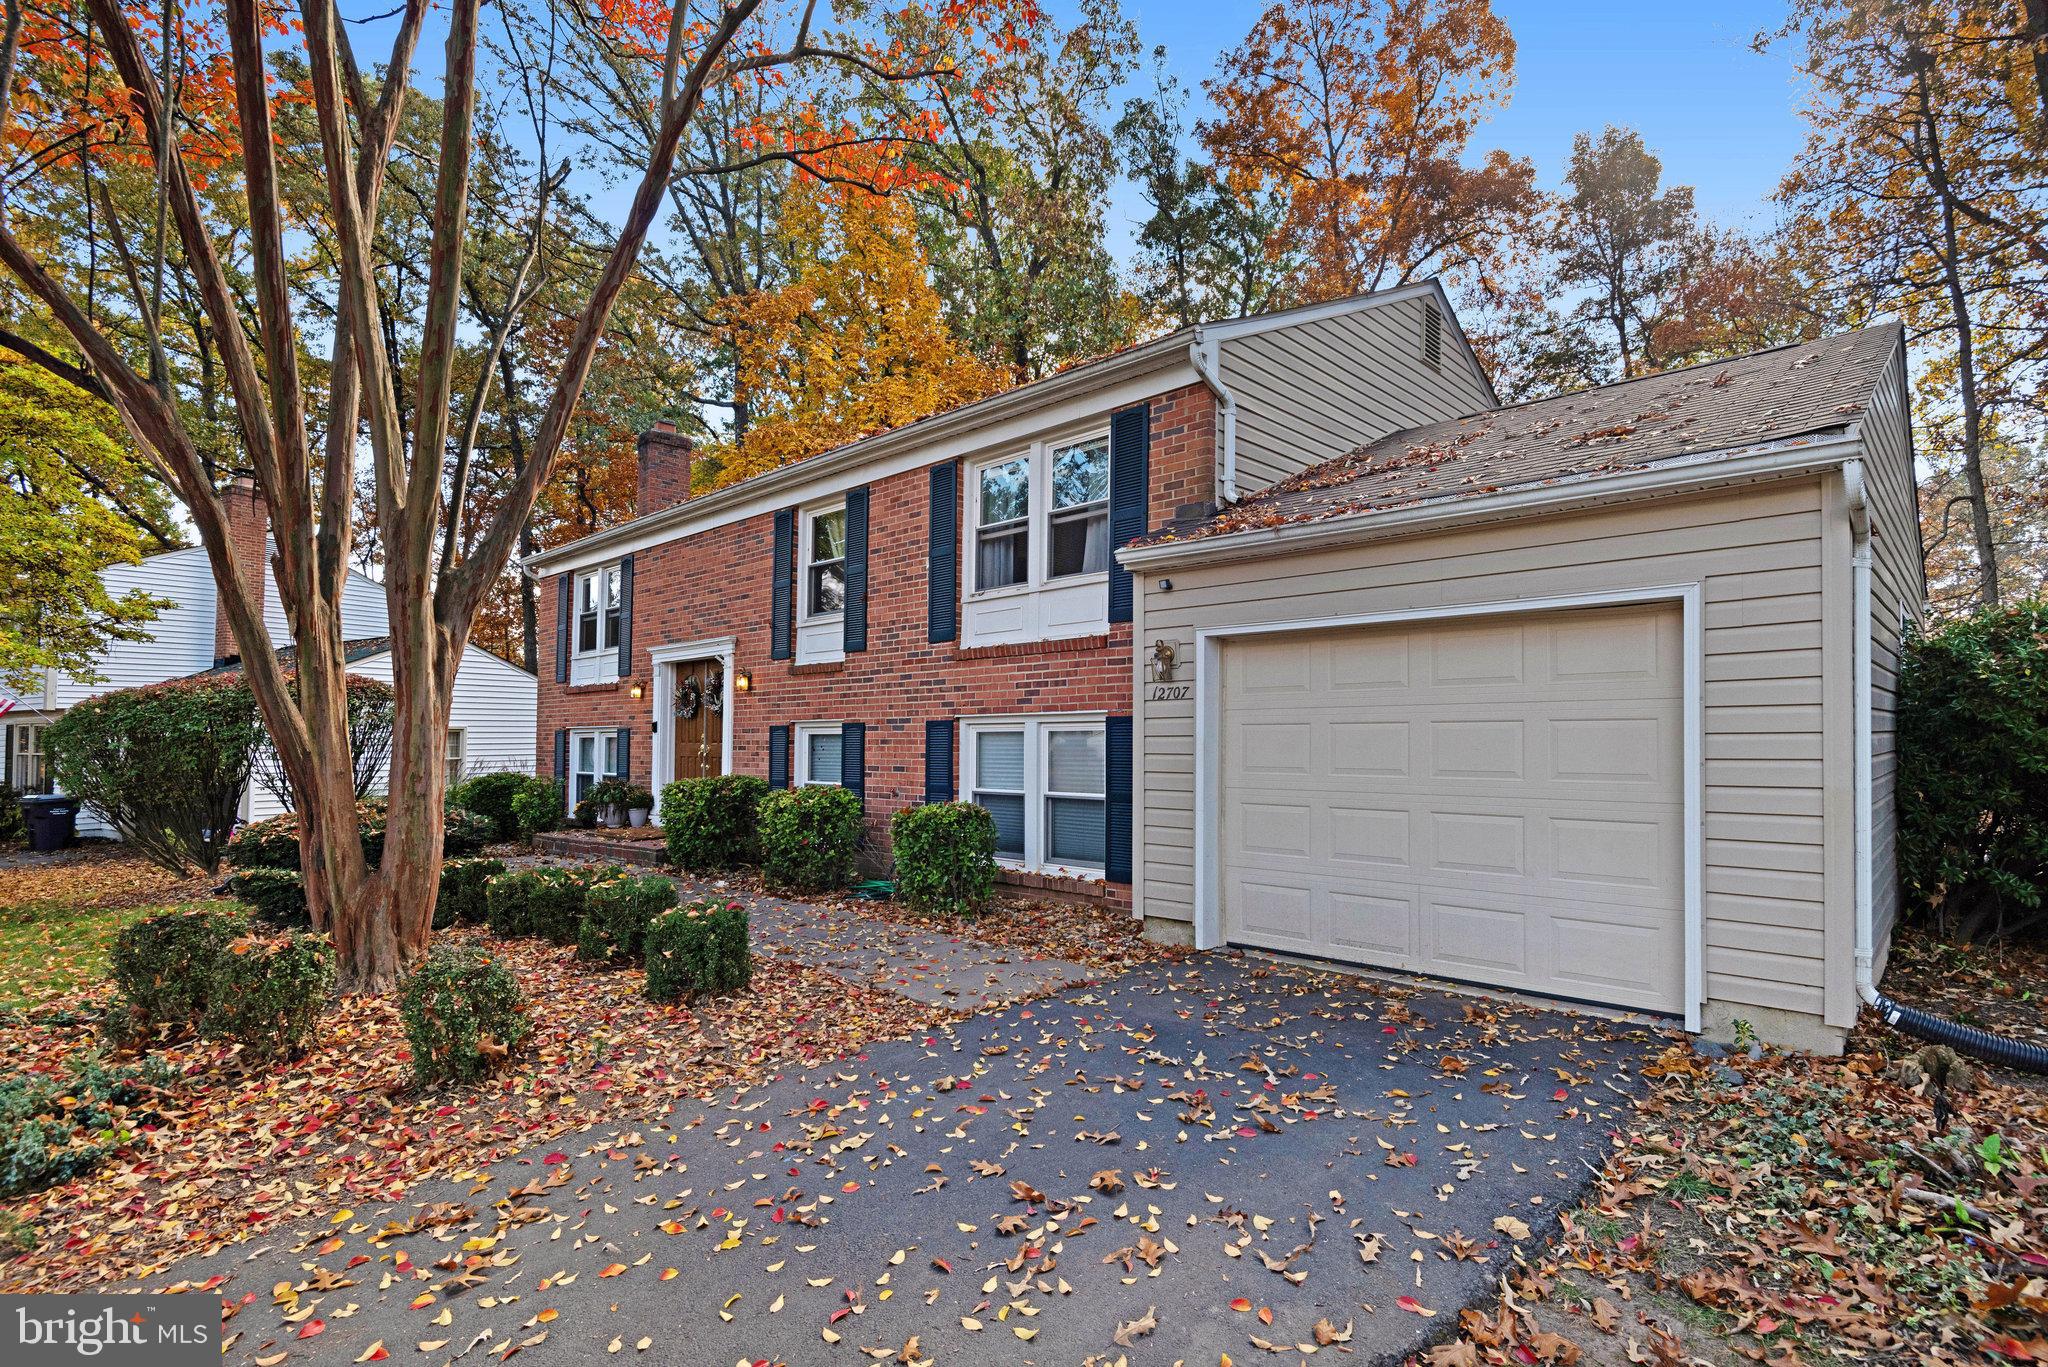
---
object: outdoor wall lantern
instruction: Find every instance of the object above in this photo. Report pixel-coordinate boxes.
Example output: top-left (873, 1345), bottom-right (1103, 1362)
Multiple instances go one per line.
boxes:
top-left (628, 680), bottom-right (645, 700)
top-left (734, 670), bottom-right (753, 693)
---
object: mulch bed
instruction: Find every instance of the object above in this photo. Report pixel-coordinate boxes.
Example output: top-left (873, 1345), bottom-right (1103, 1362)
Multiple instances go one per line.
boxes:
top-left (0, 926), bottom-right (958, 1292)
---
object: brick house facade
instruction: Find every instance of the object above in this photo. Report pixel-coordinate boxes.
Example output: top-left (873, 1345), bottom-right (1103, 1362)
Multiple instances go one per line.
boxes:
top-left (537, 380), bottom-right (1218, 907)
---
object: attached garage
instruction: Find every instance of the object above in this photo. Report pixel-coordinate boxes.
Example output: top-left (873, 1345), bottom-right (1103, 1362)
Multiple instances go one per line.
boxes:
top-left (1216, 604), bottom-right (1688, 1015)
top-left (1121, 324), bottom-right (1923, 1051)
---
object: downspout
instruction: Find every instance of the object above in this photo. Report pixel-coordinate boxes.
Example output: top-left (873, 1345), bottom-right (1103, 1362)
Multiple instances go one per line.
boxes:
top-left (1844, 459), bottom-right (2048, 1072)
top-left (1189, 333), bottom-right (1240, 505)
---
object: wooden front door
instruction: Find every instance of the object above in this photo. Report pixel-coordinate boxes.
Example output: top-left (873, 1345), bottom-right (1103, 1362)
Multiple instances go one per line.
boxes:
top-left (670, 659), bottom-right (724, 781)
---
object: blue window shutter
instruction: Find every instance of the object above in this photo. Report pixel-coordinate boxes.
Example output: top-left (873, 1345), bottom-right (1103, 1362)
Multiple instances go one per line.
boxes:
top-left (553, 729), bottom-right (568, 781)
top-left (555, 575), bottom-right (572, 682)
top-left (842, 722), bottom-right (866, 798)
top-left (615, 726), bottom-right (631, 783)
top-left (768, 725), bottom-right (790, 789)
top-left (1105, 714), bottom-right (1133, 884)
top-left (844, 487), bottom-right (870, 653)
top-left (616, 554), bottom-right (634, 677)
top-left (771, 508), bottom-right (795, 661)
top-left (1108, 404), bottom-right (1150, 624)
top-left (923, 719), bottom-right (955, 803)
top-left (927, 462), bottom-right (958, 643)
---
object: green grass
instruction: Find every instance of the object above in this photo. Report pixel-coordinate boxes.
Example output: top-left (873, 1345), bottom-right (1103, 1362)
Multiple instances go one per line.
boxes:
top-left (0, 899), bottom-right (237, 1012)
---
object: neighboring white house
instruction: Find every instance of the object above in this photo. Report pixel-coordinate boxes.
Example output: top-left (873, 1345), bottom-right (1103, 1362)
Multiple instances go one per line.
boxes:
top-left (3, 481), bottom-right (537, 832)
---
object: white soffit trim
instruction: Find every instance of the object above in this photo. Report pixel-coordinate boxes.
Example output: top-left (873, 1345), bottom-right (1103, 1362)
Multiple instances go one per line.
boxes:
top-left (1118, 433), bottom-right (1867, 572)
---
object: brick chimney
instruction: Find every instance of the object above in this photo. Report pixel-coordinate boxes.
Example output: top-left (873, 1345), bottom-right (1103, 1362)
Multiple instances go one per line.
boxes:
top-left (636, 421), bottom-right (694, 517)
top-left (214, 475), bottom-right (269, 665)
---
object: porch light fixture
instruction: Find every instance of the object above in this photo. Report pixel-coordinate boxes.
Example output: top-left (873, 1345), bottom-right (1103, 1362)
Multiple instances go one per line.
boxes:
top-left (734, 670), bottom-right (752, 693)
top-left (628, 680), bottom-right (645, 699)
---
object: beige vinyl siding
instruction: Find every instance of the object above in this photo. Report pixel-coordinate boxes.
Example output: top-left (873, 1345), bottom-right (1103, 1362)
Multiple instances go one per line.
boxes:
top-left (1855, 342), bottom-right (1922, 975)
top-left (1137, 477), bottom-right (1840, 1026)
top-left (1220, 295), bottom-right (1496, 493)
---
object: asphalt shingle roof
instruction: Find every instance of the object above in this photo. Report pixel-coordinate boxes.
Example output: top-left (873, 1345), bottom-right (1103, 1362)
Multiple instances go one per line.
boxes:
top-left (1165, 323), bottom-right (1902, 543)
top-left (192, 637), bottom-right (392, 677)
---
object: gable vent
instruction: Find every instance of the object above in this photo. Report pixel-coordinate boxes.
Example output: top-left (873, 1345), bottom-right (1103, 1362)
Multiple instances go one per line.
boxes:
top-left (1422, 302), bottom-right (1445, 370)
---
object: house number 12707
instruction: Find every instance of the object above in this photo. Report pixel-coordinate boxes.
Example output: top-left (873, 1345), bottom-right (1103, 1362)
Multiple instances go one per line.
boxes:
top-left (1147, 684), bottom-right (1191, 702)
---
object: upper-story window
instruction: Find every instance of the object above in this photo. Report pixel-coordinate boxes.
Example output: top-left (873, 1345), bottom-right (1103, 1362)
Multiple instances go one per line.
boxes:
top-left (797, 502), bottom-right (848, 665)
top-left (568, 562), bottom-right (624, 684)
top-left (963, 431), bottom-right (1112, 649)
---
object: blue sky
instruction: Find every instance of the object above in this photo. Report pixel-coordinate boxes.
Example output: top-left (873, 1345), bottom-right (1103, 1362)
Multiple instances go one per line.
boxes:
top-left (1096, 0), bottom-right (1812, 253)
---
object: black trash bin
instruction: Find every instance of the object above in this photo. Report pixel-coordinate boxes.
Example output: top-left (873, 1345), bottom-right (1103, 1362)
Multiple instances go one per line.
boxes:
top-left (19, 795), bottom-right (80, 853)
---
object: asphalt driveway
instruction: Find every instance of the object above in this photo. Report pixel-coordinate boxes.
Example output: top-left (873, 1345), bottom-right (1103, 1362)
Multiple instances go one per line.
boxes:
top-left (186, 956), bottom-right (1659, 1366)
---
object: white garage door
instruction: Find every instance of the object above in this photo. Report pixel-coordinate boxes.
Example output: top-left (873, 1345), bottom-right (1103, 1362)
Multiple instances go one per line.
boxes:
top-left (1218, 604), bottom-right (1686, 1014)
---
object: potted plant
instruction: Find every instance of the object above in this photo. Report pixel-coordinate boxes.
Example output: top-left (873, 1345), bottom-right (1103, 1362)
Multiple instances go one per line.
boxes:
top-left (618, 784), bottom-right (655, 828)
top-left (587, 778), bottom-right (635, 828)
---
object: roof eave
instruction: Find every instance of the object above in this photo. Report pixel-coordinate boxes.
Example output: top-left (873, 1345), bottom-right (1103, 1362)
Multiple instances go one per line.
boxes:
top-left (525, 329), bottom-right (1196, 575)
top-left (1116, 430), bottom-right (1867, 573)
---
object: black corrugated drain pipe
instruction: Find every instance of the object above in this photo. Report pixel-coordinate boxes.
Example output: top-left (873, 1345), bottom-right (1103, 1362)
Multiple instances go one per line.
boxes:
top-left (1864, 988), bottom-right (2048, 1075)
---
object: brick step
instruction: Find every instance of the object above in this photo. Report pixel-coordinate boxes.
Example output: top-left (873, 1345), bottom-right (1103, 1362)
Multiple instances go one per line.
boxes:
top-left (533, 830), bottom-right (669, 867)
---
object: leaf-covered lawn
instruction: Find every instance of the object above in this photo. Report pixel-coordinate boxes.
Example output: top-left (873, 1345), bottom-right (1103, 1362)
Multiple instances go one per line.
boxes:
top-left (0, 850), bottom-right (221, 1011)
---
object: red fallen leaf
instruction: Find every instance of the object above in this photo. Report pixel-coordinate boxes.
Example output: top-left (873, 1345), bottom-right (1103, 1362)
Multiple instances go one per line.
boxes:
top-left (1257, 1306), bottom-right (1273, 1325)
top-left (356, 1344), bottom-right (390, 1363)
top-left (841, 1182), bottom-right (861, 1193)
top-left (543, 1153), bottom-right (567, 1165)
top-left (1552, 1089), bottom-right (1570, 1102)
top-left (829, 1308), bottom-right (851, 1324)
top-left (1397, 1296), bottom-right (1436, 1317)
top-left (1231, 1298), bottom-right (1253, 1313)
top-left (598, 1264), bottom-right (627, 1277)
top-left (1756, 1315), bottom-right (1780, 1334)
top-left (931, 1258), bottom-right (952, 1274)
top-left (298, 1318), bottom-right (327, 1338)
top-left (1514, 1346), bottom-right (1537, 1364)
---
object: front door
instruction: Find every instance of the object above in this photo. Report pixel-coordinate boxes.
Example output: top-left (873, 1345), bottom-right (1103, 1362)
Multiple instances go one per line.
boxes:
top-left (670, 659), bottom-right (724, 781)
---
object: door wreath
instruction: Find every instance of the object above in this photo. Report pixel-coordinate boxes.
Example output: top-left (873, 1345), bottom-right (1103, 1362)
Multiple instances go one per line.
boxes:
top-left (675, 676), bottom-right (703, 720)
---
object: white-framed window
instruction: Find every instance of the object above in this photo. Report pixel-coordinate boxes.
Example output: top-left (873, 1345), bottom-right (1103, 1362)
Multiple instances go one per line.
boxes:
top-left (803, 504), bottom-right (848, 620)
top-left (445, 727), bottom-right (466, 786)
top-left (571, 563), bottom-right (625, 683)
top-left (7, 721), bottom-right (50, 795)
top-left (568, 727), bottom-right (621, 808)
top-left (963, 430), bottom-right (1112, 648)
top-left (795, 723), bottom-right (844, 787)
top-left (961, 715), bottom-right (1106, 874)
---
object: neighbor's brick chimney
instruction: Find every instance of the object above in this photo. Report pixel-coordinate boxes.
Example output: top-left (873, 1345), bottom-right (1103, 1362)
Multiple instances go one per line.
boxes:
top-left (636, 421), bottom-right (694, 517)
top-left (215, 475), bottom-right (269, 665)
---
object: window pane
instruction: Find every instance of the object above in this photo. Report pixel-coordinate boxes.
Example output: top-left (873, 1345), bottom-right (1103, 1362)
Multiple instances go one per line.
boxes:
top-left (976, 792), bottom-right (1026, 858)
top-left (575, 773), bottom-right (594, 802)
top-left (604, 569), bottom-right (621, 610)
top-left (977, 526), bottom-right (1028, 590)
top-left (975, 730), bottom-right (1026, 791)
top-left (809, 562), bottom-right (846, 615)
top-left (1050, 507), bottom-right (1109, 577)
top-left (807, 732), bottom-right (843, 785)
top-left (578, 615), bottom-right (598, 653)
top-left (811, 509), bottom-right (847, 561)
top-left (1047, 796), bottom-right (1106, 866)
top-left (1047, 728), bottom-right (1105, 795)
top-left (978, 458), bottom-right (1029, 525)
top-left (603, 734), bottom-right (620, 776)
top-left (1052, 441), bottom-right (1108, 509)
top-left (581, 575), bottom-right (598, 612)
top-left (576, 735), bottom-right (595, 771)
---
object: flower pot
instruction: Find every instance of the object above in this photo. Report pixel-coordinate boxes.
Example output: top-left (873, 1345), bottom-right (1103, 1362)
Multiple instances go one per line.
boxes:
top-left (627, 807), bottom-right (650, 828)
top-left (600, 804), bottom-right (621, 828)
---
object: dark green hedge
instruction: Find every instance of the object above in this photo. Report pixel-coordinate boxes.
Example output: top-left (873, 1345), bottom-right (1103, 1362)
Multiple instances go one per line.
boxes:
top-left (757, 785), bottom-right (863, 891)
top-left (659, 775), bottom-right (768, 871)
top-left (400, 946), bottom-right (531, 1085)
top-left (891, 802), bottom-right (998, 917)
top-left (644, 900), bottom-right (751, 1001)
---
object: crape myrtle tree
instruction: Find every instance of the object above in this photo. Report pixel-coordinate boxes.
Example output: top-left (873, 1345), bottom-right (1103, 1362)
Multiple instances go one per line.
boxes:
top-left (0, 0), bottom-right (1040, 989)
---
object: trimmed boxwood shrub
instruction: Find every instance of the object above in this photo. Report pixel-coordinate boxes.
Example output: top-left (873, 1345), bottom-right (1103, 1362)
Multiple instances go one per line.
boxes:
top-left (0, 783), bottom-right (26, 848)
top-left (660, 775), bottom-right (767, 871)
top-left (644, 900), bottom-right (751, 1001)
top-left (757, 785), bottom-right (863, 891)
top-left (0, 1052), bottom-right (174, 1198)
top-left (485, 866), bottom-right (604, 943)
top-left (227, 798), bottom-right (493, 871)
top-left (450, 772), bottom-right (530, 844)
top-left (107, 905), bottom-right (248, 1040)
top-left (436, 857), bottom-right (507, 929)
top-left (223, 867), bottom-right (310, 928)
top-left (579, 873), bottom-right (677, 964)
top-left (399, 946), bottom-right (531, 1085)
top-left (509, 777), bottom-right (565, 838)
top-left (891, 802), bottom-right (998, 917)
top-left (200, 932), bottom-right (333, 1062)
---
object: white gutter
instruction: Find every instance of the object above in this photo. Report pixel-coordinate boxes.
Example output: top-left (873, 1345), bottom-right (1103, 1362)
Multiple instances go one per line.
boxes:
top-left (1118, 433), bottom-right (1868, 572)
top-left (1844, 457), bottom-right (1880, 1008)
top-left (1188, 334), bottom-right (1240, 504)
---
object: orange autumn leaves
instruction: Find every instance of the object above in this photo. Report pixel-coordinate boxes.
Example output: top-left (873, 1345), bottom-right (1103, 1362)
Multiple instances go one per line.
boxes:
top-left (701, 162), bottom-right (1006, 491)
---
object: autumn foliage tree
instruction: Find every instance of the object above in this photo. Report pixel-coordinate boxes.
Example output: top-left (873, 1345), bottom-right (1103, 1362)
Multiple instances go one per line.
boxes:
top-left (1198, 0), bottom-right (1539, 306)
top-left (0, 0), bottom-right (1040, 989)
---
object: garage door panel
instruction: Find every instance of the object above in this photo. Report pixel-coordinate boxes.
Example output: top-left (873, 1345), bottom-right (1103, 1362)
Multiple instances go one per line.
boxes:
top-left (1220, 605), bottom-right (1686, 1015)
